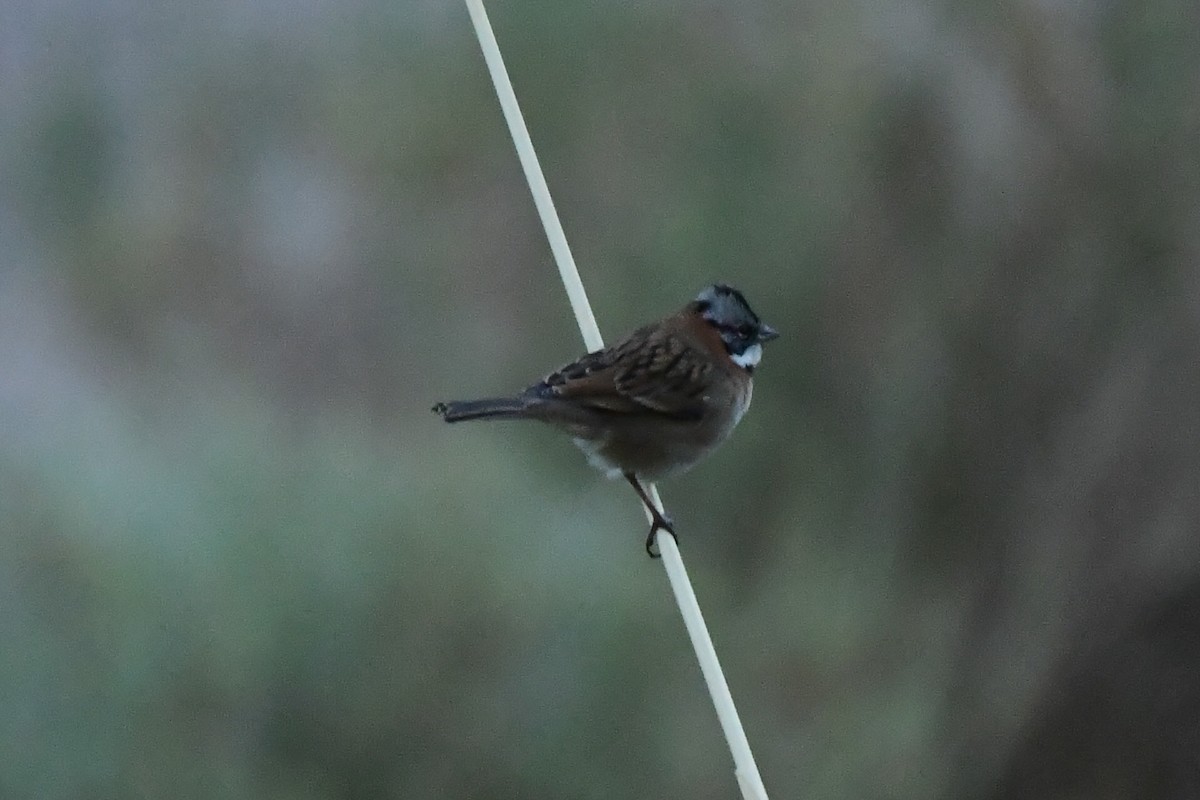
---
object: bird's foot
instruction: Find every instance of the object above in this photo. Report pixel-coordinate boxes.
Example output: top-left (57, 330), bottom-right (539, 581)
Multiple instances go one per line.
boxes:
top-left (645, 511), bottom-right (678, 559)
top-left (622, 472), bottom-right (679, 559)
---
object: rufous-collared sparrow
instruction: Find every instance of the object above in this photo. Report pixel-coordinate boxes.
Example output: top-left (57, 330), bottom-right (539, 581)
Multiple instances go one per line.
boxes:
top-left (433, 284), bottom-right (778, 556)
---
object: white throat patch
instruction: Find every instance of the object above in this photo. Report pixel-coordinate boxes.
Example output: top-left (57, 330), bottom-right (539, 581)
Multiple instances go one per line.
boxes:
top-left (730, 343), bottom-right (762, 369)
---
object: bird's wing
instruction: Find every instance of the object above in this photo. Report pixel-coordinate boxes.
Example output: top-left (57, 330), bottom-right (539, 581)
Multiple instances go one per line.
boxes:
top-left (535, 325), bottom-right (712, 420)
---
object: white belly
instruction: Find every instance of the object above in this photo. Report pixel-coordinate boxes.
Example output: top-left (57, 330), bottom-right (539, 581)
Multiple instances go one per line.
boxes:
top-left (573, 436), bottom-right (624, 479)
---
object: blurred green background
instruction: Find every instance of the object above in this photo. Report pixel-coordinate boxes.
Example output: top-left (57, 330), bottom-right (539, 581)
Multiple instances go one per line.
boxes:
top-left (3, 0), bottom-right (1199, 798)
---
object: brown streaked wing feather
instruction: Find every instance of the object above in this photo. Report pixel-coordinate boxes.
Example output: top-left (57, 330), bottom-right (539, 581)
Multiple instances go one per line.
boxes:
top-left (535, 334), bottom-right (644, 414)
top-left (612, 327), bottom-right (711, 419)
top-left (541, 347), bottom-right (614, 388)
top-left (534, 325), bottom-right (710, 419)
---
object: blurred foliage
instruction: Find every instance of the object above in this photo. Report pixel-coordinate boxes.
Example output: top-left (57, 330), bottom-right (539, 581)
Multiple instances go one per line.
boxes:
top-left (2, 0), bottom-right (1199, 798)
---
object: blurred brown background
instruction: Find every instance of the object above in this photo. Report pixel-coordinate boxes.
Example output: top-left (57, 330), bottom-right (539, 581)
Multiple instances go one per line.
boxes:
top-left (2, 0), bottom-right (1199, 798)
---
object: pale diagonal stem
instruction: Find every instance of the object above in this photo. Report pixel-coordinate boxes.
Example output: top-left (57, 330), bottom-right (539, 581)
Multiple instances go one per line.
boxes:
top-left (462, 3), bottom-right (769, 798)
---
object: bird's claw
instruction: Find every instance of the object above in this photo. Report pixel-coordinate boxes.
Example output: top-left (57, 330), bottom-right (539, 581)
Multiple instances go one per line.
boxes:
top-left (645, 513), bottom-right (677, 559)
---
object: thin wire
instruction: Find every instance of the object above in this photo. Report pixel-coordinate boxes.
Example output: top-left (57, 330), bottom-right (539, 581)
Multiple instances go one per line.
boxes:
top-left (462, 3), bottom-right (769, 798)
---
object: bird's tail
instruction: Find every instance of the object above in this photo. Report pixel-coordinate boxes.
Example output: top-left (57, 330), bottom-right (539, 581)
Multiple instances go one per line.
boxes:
top-left (432, 397), bottom-right (534, 423)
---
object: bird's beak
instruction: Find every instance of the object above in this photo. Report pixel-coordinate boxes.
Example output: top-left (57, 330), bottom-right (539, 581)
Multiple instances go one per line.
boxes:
top-left (758, 323), bottom-right (779, 343)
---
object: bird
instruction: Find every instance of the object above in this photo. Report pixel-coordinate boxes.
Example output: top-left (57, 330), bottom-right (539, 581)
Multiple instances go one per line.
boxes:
top-left (432, 284), bottom-right (778, 557)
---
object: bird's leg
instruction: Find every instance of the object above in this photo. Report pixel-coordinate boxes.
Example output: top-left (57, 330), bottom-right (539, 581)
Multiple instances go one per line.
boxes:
top-left (623, 473), bottom-right (677, 558)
